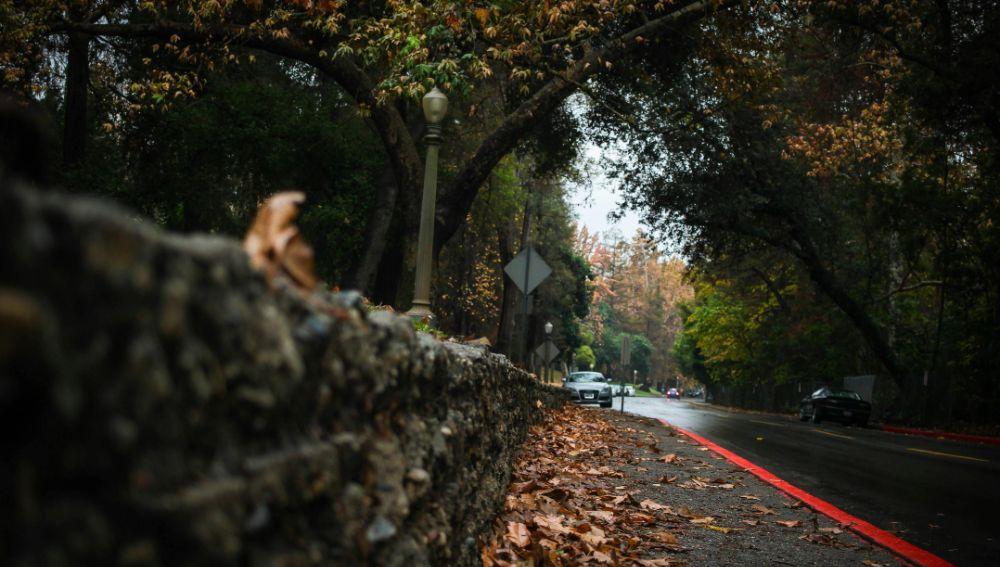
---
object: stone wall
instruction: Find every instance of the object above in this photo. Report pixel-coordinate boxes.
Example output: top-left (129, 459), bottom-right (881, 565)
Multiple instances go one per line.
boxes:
top-left (0, 183), bottom-right (567, 566)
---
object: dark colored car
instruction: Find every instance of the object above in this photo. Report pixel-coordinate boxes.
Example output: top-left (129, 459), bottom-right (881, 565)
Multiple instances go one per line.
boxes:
top-left (799, 387), bottom-right (871, 426)
top-left (666, 388), bottom-right (680, 399)
top-left (564, 372), bottom-right (613, 408)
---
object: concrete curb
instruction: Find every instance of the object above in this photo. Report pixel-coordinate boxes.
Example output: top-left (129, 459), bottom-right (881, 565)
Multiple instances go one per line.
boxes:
top-left (656, 418), bottom-right (954, 567)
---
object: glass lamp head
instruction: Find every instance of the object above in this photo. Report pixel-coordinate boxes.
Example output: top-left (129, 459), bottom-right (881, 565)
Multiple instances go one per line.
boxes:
top-left (422, 87), bottom-right (449, 124)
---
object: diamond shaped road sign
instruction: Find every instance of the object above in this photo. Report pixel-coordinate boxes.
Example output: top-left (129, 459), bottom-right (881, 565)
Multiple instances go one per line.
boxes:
top-left (534, 340), bottom-right (560, 364)
top-left (504, 246), bottom-right (552, 295)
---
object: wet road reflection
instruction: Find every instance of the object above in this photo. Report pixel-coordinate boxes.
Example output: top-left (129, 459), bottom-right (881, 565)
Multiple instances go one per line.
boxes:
top-left (613, 396), bottom-right (1000, 565)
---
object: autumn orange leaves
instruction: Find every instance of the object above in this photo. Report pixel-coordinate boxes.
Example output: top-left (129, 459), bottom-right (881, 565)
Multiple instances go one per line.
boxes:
top-left (481, 406), bottom-right (687, 566)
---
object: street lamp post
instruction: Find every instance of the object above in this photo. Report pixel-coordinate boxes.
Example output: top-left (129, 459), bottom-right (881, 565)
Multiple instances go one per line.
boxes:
top-left (406, 87), bottom-right (449, 321)
top-left (544, 321), bottom-right (553, 383)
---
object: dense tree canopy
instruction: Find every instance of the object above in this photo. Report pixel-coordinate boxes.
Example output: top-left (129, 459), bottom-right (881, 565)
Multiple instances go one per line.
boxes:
top-left (1, 0), bottom-right (734, 301)
top-left (586, 0), bottom-right (1000, 423)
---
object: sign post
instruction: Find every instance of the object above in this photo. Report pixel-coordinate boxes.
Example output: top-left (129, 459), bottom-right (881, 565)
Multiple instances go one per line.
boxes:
top-left (504, 247), bottom-right (552, 366)
top-left (534, 340), bottom-right (560, 383)
top-left (620, 336), bottom-right (631, 413)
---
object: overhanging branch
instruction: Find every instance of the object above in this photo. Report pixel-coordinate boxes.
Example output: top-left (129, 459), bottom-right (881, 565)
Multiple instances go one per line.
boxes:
top-left (435, 0), bottom-right (738, 250)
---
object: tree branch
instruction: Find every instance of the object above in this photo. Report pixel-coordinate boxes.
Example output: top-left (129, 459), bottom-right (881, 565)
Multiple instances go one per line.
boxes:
top-left (46, 19), bottom-right (423, 198)
top-left (435, 0), bottom-right (738, 252)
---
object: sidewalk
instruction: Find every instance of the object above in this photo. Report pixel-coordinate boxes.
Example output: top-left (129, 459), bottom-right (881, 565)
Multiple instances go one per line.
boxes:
top-left (482, 405), bottom-right (902, 566)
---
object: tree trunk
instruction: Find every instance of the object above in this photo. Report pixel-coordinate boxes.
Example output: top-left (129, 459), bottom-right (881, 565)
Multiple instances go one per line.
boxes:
top-left (63, 31), bottom-right (89, 169)
top-left (495, 220), bottom-right (518, 355)
top-left (346, 166), bottom-right (398, 294)
top-left (371, 223), bottom-right (405, 306)
top-left (791, 231), bottom-right (908, 390)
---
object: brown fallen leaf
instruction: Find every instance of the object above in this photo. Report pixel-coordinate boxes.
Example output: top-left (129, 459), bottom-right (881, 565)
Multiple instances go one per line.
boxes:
top-left (612, 493), bottom-right (636, 506)
top-left (752, 504), bottom-right (777, 515)
top-left (627, 512), bottom-right (657, 525)
top-left (660, 453), bottom-right (677, 463)
top-left (704, 524), bottom-right (737, 534)
top-left (819, 527), bottom-right (843, 534)
top-left (578, 524), bottom-right (607, 547)
top-left (862, 561), bottom-right (888, 567)
top-left (775, 520), bottom-right (801, 528)
top-left (242, 191), bottom-right (317, 291)
top-left (650, 531), bottom-right (679, 545)
top-left (505, 521), bottom-right (531, 547)
top-left (591, 550), bottom-right (614, 563)
top-left (739, 494), bottom-right (761, 500)
top-left (689, 516), bottom-right (715, 524)
top-left (658, 474), bottom-right (678, 484)
top-left (538, 537), bottom-right (559, 550)
top-left (586, 510), bottom-right (615, 523)
top-left (639, 499), bottom-right (671, 511)
top-left (533, 514), bottom-right (571, 535)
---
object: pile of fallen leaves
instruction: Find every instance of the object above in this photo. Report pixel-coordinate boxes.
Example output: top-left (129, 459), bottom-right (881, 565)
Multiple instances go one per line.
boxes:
top-left (481, 406), bottom-right (695, 566)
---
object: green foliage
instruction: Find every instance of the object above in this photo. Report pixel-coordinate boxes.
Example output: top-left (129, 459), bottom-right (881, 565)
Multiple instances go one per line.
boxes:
top-left (412, 317), bottom-right (447, 339)
top-left (675, 273), bottom-right (862, 393)
top-left (61, 56), bottom-right (384, 284)
top-left (573, 345), bottom-right (596, 369)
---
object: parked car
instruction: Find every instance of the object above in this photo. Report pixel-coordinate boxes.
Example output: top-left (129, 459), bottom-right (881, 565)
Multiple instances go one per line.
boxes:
top-left (686, 388), bottom-right (703, 398)
top-left (666, 388), bottom-right (680, 399)
top-left (564, 372), bottom-right (613, 408)
top-left (799, 387), bottom-right (871, 426)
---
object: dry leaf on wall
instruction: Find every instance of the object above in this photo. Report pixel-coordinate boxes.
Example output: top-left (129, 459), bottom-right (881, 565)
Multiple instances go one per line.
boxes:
top-left (243, 191), bottom-right (318, 291)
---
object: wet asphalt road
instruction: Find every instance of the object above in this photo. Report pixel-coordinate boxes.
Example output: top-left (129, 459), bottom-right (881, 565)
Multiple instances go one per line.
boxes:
top-left (612, 396), bottom-right (1000, 566)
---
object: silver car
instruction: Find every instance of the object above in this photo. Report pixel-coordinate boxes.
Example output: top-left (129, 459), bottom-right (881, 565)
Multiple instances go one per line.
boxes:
top-left (564, 372), bottom-right (613, 408)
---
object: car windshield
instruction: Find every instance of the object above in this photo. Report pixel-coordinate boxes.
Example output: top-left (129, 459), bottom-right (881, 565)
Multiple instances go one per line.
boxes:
top-left (567, 372), bottom-right (605, 383)
top-left (828, 390), bottom-right (861, 400)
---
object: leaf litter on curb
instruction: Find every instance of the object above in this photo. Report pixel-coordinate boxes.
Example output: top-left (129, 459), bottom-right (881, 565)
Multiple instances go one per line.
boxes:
top-left (481, 405), bottom-right (891, 566)
top-left (481, 405), bottom-right (690, 565)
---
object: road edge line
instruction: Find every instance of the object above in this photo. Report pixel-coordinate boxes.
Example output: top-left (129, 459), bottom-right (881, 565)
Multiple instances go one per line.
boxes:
top-left (880, 424), bottom-right (1000, 445)
top-left (656, 418), bottom-right (954, 567)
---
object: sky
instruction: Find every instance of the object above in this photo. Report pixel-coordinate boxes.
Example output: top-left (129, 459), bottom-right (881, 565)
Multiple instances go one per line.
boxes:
top-left (568, 143), bottom-right (644, 240)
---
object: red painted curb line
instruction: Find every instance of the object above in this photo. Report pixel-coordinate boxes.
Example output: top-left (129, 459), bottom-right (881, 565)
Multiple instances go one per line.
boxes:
top-left (656, 418), bottom-right (954, 567)
top-left (880, 424), bottom-right (1000, 446)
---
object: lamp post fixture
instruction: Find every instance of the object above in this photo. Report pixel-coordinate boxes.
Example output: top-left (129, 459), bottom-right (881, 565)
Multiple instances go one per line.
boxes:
top-left (406, 87), bottom-right (449, 321)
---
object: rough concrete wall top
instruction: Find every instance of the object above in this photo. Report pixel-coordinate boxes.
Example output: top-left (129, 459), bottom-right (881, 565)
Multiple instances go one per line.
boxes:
top-left (0, 183), bottom-right (567, 566)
